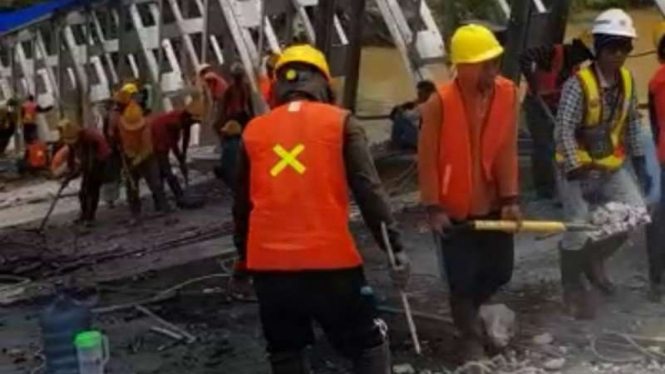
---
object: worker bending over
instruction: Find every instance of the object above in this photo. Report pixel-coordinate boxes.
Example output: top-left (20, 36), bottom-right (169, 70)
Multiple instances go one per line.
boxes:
top-left (149, 96), bottom-right (203, 208)
top-left (555, 9), bottom-right (649, 318)
top-left (233, 44), bottom-right (410, 374)
top-left (418, 24), bottom-right (520, 361)
top-left (59, 119), bottom-right (111, 227)
top-left (520, 34), bottom-right (593, 199)
top-left (647, 21), bottom-right (665, 302)
top-left (113, 94), bottom-right (169, 221)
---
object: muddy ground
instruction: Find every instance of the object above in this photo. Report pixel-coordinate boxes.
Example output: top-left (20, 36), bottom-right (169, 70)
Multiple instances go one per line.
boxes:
top-left (1, 154), bottom-right (665, 374)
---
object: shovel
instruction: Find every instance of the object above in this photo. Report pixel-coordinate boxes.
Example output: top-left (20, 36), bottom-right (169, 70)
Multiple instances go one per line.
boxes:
top-left (38, 178), bottom-right (71, 232)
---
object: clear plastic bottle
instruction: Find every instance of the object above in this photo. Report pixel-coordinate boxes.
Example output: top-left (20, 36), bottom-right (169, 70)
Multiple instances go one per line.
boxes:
top-left (74, 331), bottom-right (109, 374)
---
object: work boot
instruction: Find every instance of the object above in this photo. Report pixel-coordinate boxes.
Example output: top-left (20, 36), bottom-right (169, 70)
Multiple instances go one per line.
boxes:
top-left (353, 341), bottom-right (391, 374)
top-left (269, 351), bottom-right (311, 374)
top-left (451, 296), bottom-right (487, 362)
top-left (560, 249), bottom-right (596, 320)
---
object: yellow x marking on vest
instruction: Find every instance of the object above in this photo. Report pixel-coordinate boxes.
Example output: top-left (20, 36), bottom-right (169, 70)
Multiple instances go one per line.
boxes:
top-left (271, 144), bottom-right (306, 177)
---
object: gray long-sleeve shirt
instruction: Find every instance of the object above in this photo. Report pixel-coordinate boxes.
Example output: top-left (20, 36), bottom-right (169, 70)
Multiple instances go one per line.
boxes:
top-left (232, 112), bottom-right (405, 263)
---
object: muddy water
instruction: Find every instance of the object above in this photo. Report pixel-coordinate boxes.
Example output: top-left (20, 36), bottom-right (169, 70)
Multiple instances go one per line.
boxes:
top-left (353, 8), bottom-right (662, 114)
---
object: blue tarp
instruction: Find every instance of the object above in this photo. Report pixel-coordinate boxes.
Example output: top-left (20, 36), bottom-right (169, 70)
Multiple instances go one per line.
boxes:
top-left (0, 0), bottom-right (83, 34)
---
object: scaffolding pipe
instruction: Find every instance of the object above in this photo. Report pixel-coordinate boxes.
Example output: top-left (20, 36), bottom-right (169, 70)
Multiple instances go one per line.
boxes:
top-left (201, 0), bottom-right (209, 65)
top-left (342, 0), bottom-right (365, 111)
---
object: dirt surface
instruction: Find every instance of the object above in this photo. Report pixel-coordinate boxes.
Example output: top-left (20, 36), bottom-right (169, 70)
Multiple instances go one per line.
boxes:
top-left (1, 154), bottom-right (665, 374)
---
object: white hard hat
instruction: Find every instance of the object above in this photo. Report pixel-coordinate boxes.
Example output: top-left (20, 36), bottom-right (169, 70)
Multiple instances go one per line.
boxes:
top-left (592, 8), bottom-right (637, 38)
top-left (198, 63), bottom-right (212, 75)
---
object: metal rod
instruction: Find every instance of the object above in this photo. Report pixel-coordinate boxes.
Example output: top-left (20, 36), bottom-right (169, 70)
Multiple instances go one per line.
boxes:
top-left (201, 0), bottom-right (210, 65)
top-left (342, 0), bottom-right (366, 111)
top-left (380, 222), bottom-right (422, 355)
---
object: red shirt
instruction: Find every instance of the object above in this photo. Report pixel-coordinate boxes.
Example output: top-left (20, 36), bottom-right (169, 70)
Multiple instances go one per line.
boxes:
top-left (204, 72), bottom-right (229, 100)
top-left (150, 110), bottom-right (184, 154)
top-left (81, 128), bottom-right (111, 160)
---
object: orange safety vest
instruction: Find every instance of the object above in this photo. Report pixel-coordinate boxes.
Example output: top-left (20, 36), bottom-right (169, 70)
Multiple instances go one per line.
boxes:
top-left (436, 77), bottom-right (516, 221)
top-left (27, 141), bottom-right (48, 169)
top-left (22, 101), bottom-right (38, 124)
top-left (529, 45), bottom-right (576, 108)
top-left (258, 74), bottom-right (275, 109)
top-left (243, 101), bottom-right (362, 271)
top-left (649, 63), bottom-right (665, 164)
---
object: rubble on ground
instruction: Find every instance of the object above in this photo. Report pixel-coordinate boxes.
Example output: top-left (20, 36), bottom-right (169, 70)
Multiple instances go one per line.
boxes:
top-left (589, 202), bottom-right (651, 241)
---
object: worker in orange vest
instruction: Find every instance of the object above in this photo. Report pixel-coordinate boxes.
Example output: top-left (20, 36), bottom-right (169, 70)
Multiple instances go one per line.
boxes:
top-left (647, 21), bottom-right (665, 302)
top-left (520, 34), bottom-right (593, 199)
top-left (418, 24), bottom-right (521, 361)
top-left (258, 53), bottom-right (279, 108)
top-left (20, 94), bottom-right (52, 144)
top-left (233, 44), bottom-right (410, 374)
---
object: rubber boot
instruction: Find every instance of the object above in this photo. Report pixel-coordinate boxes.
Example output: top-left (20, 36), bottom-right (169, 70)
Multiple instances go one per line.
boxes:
top-left (353, 341), bottom-right (391, 374)
top-left (584, 241), bottom-right (616, 296)
top-left (450, 295), bottom-right (487, 362)
top-left (269, 351), bottom-right (311, 374)
top-left (560, 248), bottom-right (596, 320)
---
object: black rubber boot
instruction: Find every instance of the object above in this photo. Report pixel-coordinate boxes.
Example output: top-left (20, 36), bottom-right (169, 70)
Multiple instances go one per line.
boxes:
top-left (451, 295), bottom-right (487, 362)
top-left (269, 351), bottom-right (311, 374)
top-left (584, 241), bottom-right (617, 297)
top-left (353, 341), bottom-right (391, 374)
top-left (560, 248), bottom-right (596, 320)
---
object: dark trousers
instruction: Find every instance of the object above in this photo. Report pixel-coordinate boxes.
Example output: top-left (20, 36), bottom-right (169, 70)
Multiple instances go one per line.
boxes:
top-left (23, 122), bottom-right (38, 144)
top-left (524, 94), bottom-right (557, 198)
top-left (253, 267), bottom-right (386, 358)
top-left (647, 167), bottom-right (665, 285)
top-left (156, 152), bottom-right (184, 202)
top-left (0, 126), bottom-right (15, 155)
top-left (439, 228), bottom-right (514, 308)
top-left (126, 155), bottom-right (169, 216)
top-left (79, 159), bottom-right (106, 221)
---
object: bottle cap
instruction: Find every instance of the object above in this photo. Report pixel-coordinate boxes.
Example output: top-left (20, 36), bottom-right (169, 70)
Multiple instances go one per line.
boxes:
top-left (74, 331), bottom-right (102, 349)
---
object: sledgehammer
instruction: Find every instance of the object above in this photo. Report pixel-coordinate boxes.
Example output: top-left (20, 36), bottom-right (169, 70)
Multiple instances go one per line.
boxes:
top-left (381, 222), bottom-right (422, 355)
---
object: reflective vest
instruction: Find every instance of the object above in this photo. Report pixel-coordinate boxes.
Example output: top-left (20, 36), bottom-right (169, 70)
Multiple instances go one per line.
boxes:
top-left (436, 77), bottom-right (516, 221)
top-left (258, 74), bottom-right (276, 109)
top-left (27, 141), bottom-right (48, 169)
top-left (555, 66), bottom-right (633, 171)
top-left (649, 63), bottom-right (665, 164)
top-left (529, 44), bottom-right (574, 108)
top-left (243, 101), bottom-right (362, 271)
top-left (22, 101), bottom-right (37, 124)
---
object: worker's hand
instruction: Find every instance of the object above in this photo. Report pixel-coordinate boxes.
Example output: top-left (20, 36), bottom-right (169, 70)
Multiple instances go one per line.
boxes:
top-left (390, 251), bottom-right (411, 290)
top-left (228, 260), bottom-right (255, 301)
top-left (501, 204), bottom-right (523, 233)
top-left (426, 205), bottom-right (451, 234)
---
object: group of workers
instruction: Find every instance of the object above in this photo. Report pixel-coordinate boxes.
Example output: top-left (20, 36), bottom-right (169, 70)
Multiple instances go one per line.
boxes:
top-left (226, 7), bottom-right (665, 374)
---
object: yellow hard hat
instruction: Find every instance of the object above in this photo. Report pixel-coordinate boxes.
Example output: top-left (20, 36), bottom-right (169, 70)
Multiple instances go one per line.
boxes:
top-left (654, 21), bottom-right (665, 50)
top-left (121, 83), bottom-right (139, 95)
top-left (58, 118), bottom-right (81, 145)
top-left (451, 24), bottom-right (504, 65)
top-left (275, 44), bottom-right (331, 81)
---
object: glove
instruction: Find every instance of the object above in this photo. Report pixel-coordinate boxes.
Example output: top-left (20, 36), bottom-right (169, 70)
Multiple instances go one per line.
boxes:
top-left (500, 203), bottom-right (523, 233)
top-left (633, 156), bottom-right (653, 196)
top-left (390, 251), bottom-right (411, 290)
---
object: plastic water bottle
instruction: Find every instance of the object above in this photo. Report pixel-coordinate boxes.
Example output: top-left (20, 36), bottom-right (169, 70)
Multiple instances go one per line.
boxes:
top-left (40, 291), bottom-right (92, 374)
top-left (74, 331), bottom-right (109, 374)
top-left (361, 286), bottom-right (378, 309)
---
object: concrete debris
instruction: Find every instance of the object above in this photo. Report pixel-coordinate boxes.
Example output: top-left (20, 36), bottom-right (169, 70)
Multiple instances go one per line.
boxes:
top-left (589, 202), bottom-right (650, 241)
top-left (479, 304), bottom-right (516, 349)
top-left (451, 354), bottom-right (548, 374)
top-left (394, 363), bottom-right (416, 374)
top-left (542, 358), bottom-right (565, 371)
top-left (532, 333), bottom-right (554, 346)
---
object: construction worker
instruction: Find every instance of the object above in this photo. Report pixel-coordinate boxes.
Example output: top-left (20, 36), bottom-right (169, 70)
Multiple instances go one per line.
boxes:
top-left (115, 95), bottom-right (169, 221)
top-left (647, 21), bottom-right (665, 302)
top-left (233, 44), bottom-right (410, 374)
top-left (389, 80), bottom-right (436, 150)
top-left (258, 53), bottom-right (280, 108)
top-left (59, 119), bottom-right (111, 227)
top-left (149, 95), bottom-right (204, 207)
top-left (520, 34), bottom-right (593, 199)
top-left (554, 9), bottom-right (650, 318)
top-left (418, 24), bottom-right (520, 361)
top-left (199, 64), bottom-right (228, 102)
top-left (0, 99), bottom-right (17, 156)
top-left (21, 94), bottom-right (52, 144)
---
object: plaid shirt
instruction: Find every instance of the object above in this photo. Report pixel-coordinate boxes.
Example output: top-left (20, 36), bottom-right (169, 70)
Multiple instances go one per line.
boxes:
top-left (555, 67), bottom-right (644, 174)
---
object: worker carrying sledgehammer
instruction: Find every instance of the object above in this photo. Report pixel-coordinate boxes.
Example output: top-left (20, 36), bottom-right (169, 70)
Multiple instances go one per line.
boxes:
top-left (58, 119), bottom-right (111, 227)
top-left (232, 44), bottom-right (411, 374)
top-left (418, 24), bottom-right (521, 361)
top-left (554, 9), bottom-right (650, 319)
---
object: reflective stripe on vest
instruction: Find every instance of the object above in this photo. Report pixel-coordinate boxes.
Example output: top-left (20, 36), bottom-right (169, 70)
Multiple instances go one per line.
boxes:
top-left (243, 100), bottom-right (362, 271)
top-left (22, 102), bottom-right (37, 124)
top-left (436, 77), bottom-right (517, 220)
top-left (555, 66), bottom-right (632, 171)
